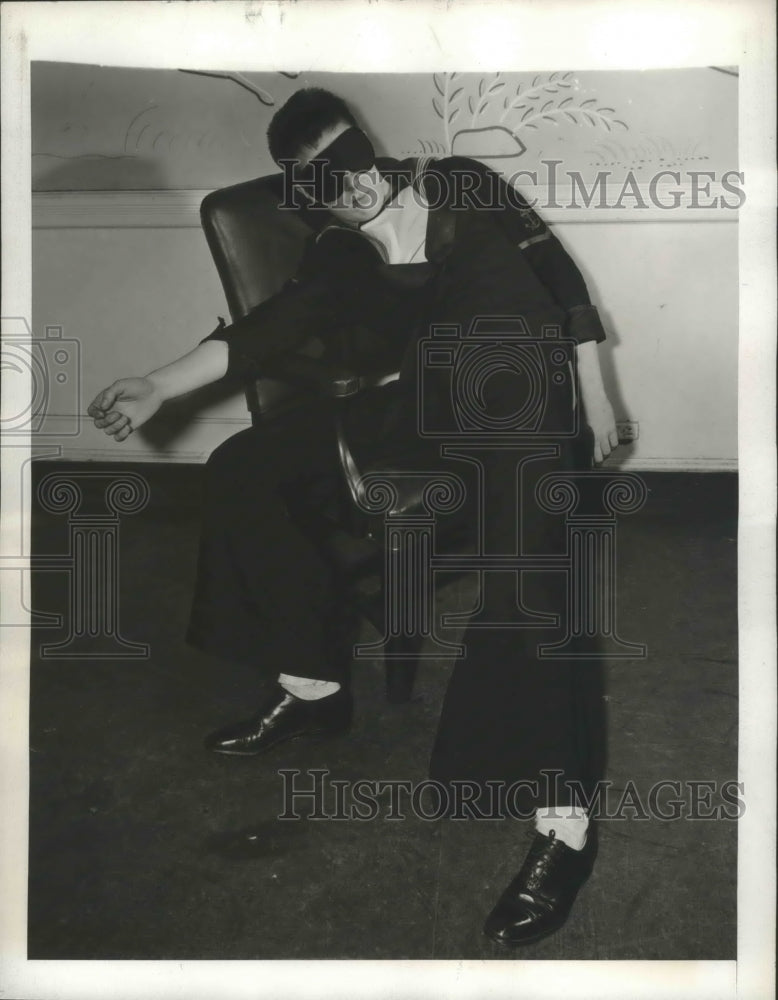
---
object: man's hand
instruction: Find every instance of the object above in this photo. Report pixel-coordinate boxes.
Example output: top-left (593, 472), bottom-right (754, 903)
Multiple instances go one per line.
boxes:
top-left (86, 341), bottom-right (229, 443)
top-left (87, 377), bottom-right (164, 442)
top-left (581, 390), bottom-right (619, 464)
top-left (575, 340), bottom-right (619, 464)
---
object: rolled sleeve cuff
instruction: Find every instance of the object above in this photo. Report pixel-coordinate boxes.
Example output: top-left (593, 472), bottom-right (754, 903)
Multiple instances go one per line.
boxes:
top-left (200, 317), bottom-right (261, 381)
top-left (200, 316), bottom-right (228, 347)
top-left (567, 305), bottom-right (607, 345)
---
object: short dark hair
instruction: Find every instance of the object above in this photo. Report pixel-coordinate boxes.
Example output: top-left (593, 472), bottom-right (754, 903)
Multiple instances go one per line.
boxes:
top-left (267, 88), bottom-right (358, 164)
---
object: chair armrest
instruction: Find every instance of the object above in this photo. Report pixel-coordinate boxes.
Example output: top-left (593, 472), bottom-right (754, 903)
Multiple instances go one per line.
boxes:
top-left (260, 352), bottom-right (363, 398)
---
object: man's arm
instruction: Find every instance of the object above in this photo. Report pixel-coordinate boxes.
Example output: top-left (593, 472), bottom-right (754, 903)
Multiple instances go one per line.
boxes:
top-left (574, 340), bottom-right (619, 464)
top-left (89, 236), bottom-right (341, 442)
top-left (461, 158), bottom-right (618, 462)
top-left (88, 340), bottom-right (228, 443)
top-left (200, 240), bottom-right (341, 379)
top-left (519, 232), bottom-right (619, 463)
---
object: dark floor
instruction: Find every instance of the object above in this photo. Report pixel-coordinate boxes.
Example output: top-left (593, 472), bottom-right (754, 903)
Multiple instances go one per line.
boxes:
top-left (27, 463), bottom-right (738, 960)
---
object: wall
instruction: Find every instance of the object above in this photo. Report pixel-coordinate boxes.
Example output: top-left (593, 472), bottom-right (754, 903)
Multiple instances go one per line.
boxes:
top-left (30, 63), bottom-right (740, 469)
top-left (31, 64), bottom-right (738, 190)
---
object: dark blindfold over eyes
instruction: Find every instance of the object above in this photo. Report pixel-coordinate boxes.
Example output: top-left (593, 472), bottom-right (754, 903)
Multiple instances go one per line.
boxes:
top-left (286, 127), bottom-right (376, 203)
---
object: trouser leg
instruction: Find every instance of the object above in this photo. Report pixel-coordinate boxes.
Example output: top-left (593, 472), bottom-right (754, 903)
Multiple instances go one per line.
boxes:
top-left (429, 371), bottom-right (606, 815)
top-left (185, 399), bottom-right (348, 683)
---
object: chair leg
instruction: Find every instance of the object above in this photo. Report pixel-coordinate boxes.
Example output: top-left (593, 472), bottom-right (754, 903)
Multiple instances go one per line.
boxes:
top-left (384, 636), bottom-right (418, 704)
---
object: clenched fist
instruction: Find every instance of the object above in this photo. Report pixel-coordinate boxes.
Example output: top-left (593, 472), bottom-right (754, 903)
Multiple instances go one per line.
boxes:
top-left (87, 377), bottom-right (164, 443)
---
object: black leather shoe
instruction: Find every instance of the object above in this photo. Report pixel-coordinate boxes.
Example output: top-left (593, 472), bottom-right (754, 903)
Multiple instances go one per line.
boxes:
top-left (204, 684), bottom-right (352, 756)
top-left (483, 824), bottom-right (597, 946)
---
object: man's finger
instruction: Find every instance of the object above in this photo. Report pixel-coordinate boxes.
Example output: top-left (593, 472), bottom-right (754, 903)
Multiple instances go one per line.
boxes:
top-left (94, 410), bottom-right (123, 429)
top-left (115, 424), bottom-right (133, 442)
top-left (593, 442), bottom-right (603, 464)
top-left (104, 415), bottom-right (129, 436)
top-left (608, 428), bottom-right (620, 449)
top-left (97, 386), bottom-right (119, 410)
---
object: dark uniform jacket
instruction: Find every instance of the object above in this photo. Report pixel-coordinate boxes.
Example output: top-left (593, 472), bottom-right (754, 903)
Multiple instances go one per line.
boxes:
top-left (202, 155), bottom-right (606, 385)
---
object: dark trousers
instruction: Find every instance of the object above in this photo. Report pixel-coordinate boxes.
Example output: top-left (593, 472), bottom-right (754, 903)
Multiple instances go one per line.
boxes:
top-left (425, 371), bottom-right (607, 812)
top-left (186, 397), bottom-right (348, 682)
top-left (186, 378), bottom-right (606, 810)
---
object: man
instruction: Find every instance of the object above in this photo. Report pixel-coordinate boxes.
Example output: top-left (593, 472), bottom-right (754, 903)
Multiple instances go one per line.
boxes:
top-left (89, 87), bottom-right (619, 946)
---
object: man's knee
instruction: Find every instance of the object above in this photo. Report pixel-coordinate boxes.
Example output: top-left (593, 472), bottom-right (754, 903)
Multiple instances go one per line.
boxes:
top-left (206, 427), bottom-right (259, 474)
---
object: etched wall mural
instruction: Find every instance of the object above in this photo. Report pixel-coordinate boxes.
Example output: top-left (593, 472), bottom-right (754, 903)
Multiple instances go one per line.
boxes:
top-left (31, 64), bottom-right (299, 189)
top-left (119, 70), bottom-right (297, 162)
top-left (584, 137), bottom-right (712, 172)
top-left (178, 68), bottom-right (300, 105)
top-left (422, 71), bottom-right (628, 160)
top-left (31, 64), bottom-right (736, 191)
top-left (415, 71), bottom-right (725, 176)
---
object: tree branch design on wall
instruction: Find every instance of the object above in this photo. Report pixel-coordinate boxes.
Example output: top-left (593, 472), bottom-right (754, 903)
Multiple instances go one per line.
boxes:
top-left (178, 68), bottom-right (300, 106)
top-left (425, 71), bottom-right (629, 160)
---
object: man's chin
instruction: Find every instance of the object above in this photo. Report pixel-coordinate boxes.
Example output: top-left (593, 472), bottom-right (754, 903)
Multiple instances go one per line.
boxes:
top-left (355, 202), bottom-right (385, 222)
top-left (330, 203), bottom-right (384, 226)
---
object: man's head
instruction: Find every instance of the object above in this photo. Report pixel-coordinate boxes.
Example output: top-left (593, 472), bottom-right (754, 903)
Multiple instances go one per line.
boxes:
top-left (268, 88), bottom-right (390, 225)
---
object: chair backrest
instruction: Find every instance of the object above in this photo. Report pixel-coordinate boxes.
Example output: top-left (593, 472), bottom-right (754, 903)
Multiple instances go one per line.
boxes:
top-left (201, 174), bottom-right (320, 319)
top-left (200, 175), bottom-right (323, 417)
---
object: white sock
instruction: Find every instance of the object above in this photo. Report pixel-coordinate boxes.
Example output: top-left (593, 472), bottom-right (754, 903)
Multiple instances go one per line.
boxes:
top-left (278, 673), bottom-right (341, 701)
top-left (535, 805), bottom-right (589, 851)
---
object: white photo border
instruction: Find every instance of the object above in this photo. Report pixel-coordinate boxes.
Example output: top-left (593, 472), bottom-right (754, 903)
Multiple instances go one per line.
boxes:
top-left (1, 2), bottom-right (775, 998)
